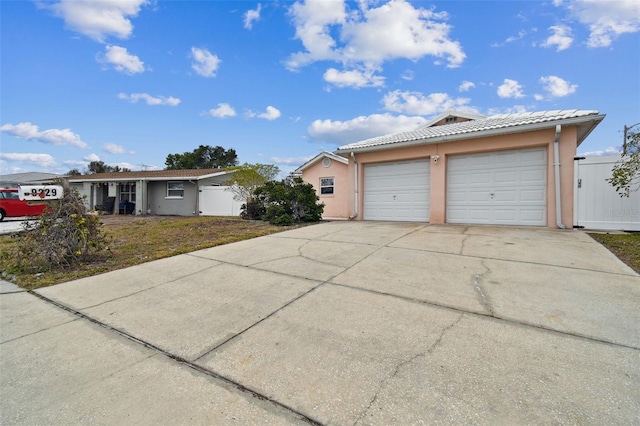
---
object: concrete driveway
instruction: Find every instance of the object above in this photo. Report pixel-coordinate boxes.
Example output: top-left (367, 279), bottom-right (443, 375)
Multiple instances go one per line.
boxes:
top-left (1, 222), bottom-right (639, 424)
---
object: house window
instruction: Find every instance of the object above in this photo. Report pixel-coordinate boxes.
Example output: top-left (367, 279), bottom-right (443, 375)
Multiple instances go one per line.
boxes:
top-left (320, 177), bottom-right (334, 195)
top-left (167, 181), bottom-right (184, 198)
top-left (119, 182), bottom-right (136, 202)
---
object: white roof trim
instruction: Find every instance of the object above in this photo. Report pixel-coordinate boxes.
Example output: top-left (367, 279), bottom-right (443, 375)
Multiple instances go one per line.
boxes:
top-left (68, 170), bottom-right (231, 183)
top-left (295, 151), bottom-right (348, 173)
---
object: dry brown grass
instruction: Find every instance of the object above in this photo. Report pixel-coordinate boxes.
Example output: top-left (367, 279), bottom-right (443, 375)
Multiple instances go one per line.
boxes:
top-left (0, 215), bottom-right (293, 289)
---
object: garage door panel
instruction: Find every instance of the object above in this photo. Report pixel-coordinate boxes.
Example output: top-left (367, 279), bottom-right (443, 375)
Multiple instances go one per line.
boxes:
top-left (364, 160), bottom-right (430, 222)
top-left (520, 189), bottom-right (546, 202)
top-left (447, 147), bottom-right (547, 226)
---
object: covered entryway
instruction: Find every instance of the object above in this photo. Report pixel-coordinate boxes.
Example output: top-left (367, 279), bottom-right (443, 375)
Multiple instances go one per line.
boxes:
top-left (363, 159), bottom-right (430, 221)
top-left (447, 147), bottom-right (547, 225)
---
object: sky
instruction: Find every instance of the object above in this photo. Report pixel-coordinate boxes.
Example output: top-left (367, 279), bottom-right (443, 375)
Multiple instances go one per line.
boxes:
top-left (1, 0), bottom-right (639, 176)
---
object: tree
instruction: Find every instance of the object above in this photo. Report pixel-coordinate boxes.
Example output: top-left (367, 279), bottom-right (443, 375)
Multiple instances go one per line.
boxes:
top-left (223, 163), bottom-right (280, 202)
top-left (165, 145), bottom-right (238, 170)
top-left (607, 127), bottom-right (640, 197)
top-left (66, 168), bottom-right (82, 176)
top-left (85, 161), bottom-right (131, 174)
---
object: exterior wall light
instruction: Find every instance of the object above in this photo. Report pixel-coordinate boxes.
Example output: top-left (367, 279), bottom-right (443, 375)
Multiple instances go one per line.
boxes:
top-left (431, 155), bottom-right (440, 164)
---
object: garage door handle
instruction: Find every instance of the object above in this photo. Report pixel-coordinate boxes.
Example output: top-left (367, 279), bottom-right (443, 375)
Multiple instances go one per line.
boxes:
top-left (490, 193), bottom-right (495, 199)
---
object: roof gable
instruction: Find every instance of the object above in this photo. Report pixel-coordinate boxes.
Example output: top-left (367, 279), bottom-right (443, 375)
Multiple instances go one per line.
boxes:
top-left (295, 151), bottom-right (348, 173)
top-left (337, 109), bottom-right (605, 154)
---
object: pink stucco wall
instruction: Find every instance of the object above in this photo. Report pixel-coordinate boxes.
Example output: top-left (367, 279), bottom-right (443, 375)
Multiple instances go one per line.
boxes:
top-left (300, 158), bottom-right (350, 219)
top-left (343, 126), bottom-right (579, 228)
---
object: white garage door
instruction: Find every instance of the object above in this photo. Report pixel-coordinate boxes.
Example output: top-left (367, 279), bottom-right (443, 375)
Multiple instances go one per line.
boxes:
top-left (364, 159), bottom-right (430, 221)
top-left (447, 147), bottom-right (547, 226)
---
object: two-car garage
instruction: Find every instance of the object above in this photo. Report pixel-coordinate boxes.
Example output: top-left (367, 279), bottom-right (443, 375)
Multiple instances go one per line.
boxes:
top-left (363, 147), bottom-right (548, 226)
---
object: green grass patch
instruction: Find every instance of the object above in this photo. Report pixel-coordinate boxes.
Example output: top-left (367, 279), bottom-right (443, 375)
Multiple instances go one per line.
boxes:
top-left (588, 232), bottom-right (640, 274)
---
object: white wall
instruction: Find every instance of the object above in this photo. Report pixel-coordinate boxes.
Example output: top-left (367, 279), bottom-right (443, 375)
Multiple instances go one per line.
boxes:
top-left (574, 156), bottom-right (640, 231)
top-left (198, 186), bottom-right (244, 216)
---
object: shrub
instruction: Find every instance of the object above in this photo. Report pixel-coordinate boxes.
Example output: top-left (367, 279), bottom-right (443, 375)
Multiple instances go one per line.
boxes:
top-left (9, 188), bottom-right (108, 272)
top-left (241, 178), bottom-right (324, 225)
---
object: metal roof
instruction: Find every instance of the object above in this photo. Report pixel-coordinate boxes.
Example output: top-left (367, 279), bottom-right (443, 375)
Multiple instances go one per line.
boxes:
top-left (336, 109), bottom-right (605, 154)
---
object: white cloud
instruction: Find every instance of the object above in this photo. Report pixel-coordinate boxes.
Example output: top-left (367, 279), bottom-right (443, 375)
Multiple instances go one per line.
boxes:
top-left (487, 105), bottom-right (529, 115)
top-left (286, 0), bottom-right (465, 72)
top-left (48, 0), bottom-right (148, 42)
top-left (203, 103), bottom-right (237, 118)
top-left (308, 113), bottom-right (428, 144)
top-left (244, 3), bottom-right (262, 29)
top-left (492, 30), bottom-right (527, 47)
top-left (100, 45), bottom-right (145, 74)
top-left (541, 25), bottom-right (574, 51)
top-left (104, 143), bottom-right (134, 154)
top-left (401, 70), bottom-right (414, 81)
top-left (382, 90), bottom-right (473, 115)
top-left (1, 122), bottom-right (88, 148)
top-left (497, 79), bottom-right (525, 98)
top-left (191, 47), bottom-right (221, 78)
top-left (458, 80), bottom-right (475, 92)
top-left (323, 67), bottom-right (385, 88)
top-left (568, 0), bottom-right (640, 48)
top-left (270, 156), bottom-right (314, 166)
top-left (118, 92), bottom-right (180, 106)
top-left (579, 146), bottom-right (621, 157)
top-left (538, 75), bottom-right (578, 98)
top-left (84, 153), bottom-right (101, 162)
top-left (247, 106), bottom-right (281, 121)
top-left (0, 152), bottom-right (57, 168)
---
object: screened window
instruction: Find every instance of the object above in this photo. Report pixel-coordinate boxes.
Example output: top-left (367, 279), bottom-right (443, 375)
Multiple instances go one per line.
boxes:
top-left (167, 181), bottom-right (184, 198)
top-left (119, 182), bottom-right (136, 202)
top-left (320, 177), bottom-right (334, 195)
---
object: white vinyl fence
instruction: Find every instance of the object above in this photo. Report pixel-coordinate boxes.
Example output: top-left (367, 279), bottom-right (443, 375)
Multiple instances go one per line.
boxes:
top-left (198, 186), bottom-right (244, 216)
top-left (574, 156), bottom-right (640, 231)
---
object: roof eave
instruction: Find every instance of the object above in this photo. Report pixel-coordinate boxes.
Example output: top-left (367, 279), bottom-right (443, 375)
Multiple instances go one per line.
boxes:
top-left (68, 170), bottom-right (230, 183)
top-left (336, 114), bottom-right (606, 155)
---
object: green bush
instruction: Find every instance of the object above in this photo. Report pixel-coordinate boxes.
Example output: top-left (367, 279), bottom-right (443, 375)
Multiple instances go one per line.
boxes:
top-left (241, 177), bottom-right (324, 225)
top-left (9, 188), bottom-right (108, 272)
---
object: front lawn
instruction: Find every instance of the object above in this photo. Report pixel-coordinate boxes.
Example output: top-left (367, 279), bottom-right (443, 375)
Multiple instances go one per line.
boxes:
top-left (0, 216), bottom-right (291, 290)
top-left (588, 232), bottom-right (640, 274)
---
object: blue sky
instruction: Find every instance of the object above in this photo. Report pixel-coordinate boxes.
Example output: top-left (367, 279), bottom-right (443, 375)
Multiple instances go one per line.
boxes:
top-left (1, 0), bottom-right (639, 176)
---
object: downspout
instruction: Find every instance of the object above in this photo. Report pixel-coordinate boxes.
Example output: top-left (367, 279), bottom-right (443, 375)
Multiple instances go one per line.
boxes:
top-left (553, 125), bottom-right (566, 229)
top-left (349, 152), bottom-right (359, 220)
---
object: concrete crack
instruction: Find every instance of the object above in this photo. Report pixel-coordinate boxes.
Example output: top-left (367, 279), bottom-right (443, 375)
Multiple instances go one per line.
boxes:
top-left (354, 313), bottom-right (464, 425)
top-left (473, 260), bottom-right (494, 316)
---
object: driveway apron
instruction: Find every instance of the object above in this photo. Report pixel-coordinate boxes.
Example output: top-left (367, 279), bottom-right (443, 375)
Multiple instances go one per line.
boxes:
top-left (2, 221), bottom-right (639, 425)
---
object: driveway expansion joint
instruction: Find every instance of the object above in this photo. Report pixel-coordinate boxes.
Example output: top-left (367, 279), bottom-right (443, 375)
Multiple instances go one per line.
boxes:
top-left (27, 290), bottom-right (323, 426)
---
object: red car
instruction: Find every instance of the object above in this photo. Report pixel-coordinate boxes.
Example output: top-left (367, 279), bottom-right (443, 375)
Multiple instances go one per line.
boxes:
top-left (0, 189), bottom-right (48, 221)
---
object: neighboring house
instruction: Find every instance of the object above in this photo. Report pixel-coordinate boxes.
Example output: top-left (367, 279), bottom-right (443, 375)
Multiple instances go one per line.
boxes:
top-left (67, 168), bottom-right (242, 216)
top-left (0, 172), bottom-right (61, 188)
top-left (295, 152), bottom-right (350, 219)
top-left (299, 109), bottom-right (606, 228)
